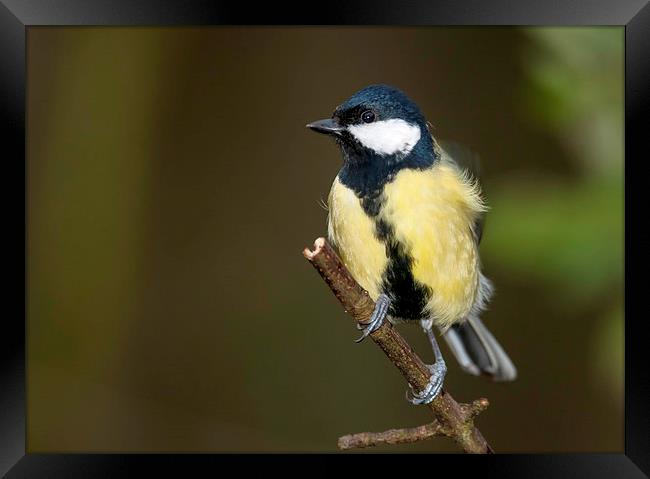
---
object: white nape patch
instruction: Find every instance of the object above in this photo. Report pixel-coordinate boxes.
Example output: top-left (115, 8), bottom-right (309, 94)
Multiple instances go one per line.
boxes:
top-left (347, 119), bottom-right (421, 156)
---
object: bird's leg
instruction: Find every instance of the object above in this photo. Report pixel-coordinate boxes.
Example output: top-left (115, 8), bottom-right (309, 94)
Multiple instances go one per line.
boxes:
top-left (355, 294), bottom-right (391, 343)
top-left (406, 319), bottom-right (447, 405)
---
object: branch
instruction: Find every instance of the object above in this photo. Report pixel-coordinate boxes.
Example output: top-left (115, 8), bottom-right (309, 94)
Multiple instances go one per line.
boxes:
top-left (337, 398), bottom-right (490, 450)
top-left (303, 237), bottom-right (493, 454)
top-left (338, 421), bottom-right (446, 450)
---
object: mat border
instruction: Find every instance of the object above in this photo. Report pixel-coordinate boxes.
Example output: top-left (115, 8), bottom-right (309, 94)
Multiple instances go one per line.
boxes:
top-left (2, 1), bottom-right (647, 476)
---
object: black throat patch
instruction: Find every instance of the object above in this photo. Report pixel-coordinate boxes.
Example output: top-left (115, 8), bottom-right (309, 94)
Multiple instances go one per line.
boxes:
top-left (336, 129), bottom-right (437, 201)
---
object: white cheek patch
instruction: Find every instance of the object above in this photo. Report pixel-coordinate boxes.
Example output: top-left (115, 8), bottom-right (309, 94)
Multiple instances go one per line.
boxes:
top-left (347, 119), bottom-right (421, 156)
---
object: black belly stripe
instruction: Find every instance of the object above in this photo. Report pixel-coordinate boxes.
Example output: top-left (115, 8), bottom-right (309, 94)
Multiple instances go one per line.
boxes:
top-left (375, 218), bottom-right (432, 321)
top-left (352, 178), bottom-right (433, 321)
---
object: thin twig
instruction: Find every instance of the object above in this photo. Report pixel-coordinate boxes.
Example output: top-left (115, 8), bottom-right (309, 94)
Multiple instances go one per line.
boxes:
top-left (338, 421), bottom-right (446, 450)
top-left (303, 237), bottom-right (493, 453)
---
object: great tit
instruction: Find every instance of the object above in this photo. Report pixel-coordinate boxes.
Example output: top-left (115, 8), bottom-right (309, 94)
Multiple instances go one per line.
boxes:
top-left (307, 84), bottom-right (516, 404)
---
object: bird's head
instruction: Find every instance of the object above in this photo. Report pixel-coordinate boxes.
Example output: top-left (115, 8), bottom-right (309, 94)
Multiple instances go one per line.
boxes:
top-left (307, 84), bottom-right (434, 168)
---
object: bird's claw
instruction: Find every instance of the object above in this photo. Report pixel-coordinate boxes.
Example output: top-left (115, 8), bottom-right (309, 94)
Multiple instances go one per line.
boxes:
top-left (406, 360), bottom-right (447, 405)
top-left (355, 294), bottom-right (390, 343)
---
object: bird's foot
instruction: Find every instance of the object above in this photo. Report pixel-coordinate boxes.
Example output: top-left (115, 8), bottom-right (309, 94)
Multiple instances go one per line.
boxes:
top-left (355, 294), bottom-right (391, 343)
top-left (406, 359), bottom-right (447, 405)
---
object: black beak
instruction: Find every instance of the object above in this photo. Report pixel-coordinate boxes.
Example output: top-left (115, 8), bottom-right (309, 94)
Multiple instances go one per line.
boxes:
top-left (306, 118), bottom-right (344, 136)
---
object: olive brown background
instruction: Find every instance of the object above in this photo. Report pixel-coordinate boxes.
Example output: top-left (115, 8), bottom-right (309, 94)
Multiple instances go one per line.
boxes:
top-left (27, 27), bottom-right (623, 452)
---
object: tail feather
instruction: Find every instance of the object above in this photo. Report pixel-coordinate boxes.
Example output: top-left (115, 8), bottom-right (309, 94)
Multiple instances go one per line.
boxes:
top-left (442, 316), bottom-right (517, 382)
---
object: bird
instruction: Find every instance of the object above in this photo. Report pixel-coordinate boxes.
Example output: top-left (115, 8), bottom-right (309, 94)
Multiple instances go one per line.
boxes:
top-left (306, 84), bottom-right (516, 404)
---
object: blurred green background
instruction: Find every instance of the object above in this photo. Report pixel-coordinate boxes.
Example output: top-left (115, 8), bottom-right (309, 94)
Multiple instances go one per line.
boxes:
top-left (26, 27), bottom-right (623, 452)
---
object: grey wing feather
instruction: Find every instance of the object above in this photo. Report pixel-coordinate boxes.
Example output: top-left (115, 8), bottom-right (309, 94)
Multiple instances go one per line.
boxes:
top-left (443, 326), bottom-right (482, 376)
top-left (437, 139), bottom-right (482, 178)
top-left (472, 214), bottom-right (485, 245)
top-left (442, 315), bottom-right (517, 382)
top-left (436, 138), bottom-right (486, 245)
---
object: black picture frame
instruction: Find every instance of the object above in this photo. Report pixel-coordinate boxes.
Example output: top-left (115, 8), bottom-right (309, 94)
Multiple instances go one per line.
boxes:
top-left (2, 1), bottom-right (648, 476)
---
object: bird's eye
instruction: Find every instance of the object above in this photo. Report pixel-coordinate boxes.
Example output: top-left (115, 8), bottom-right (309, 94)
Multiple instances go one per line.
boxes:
top-left (361, 110), bottom-right (376, 123)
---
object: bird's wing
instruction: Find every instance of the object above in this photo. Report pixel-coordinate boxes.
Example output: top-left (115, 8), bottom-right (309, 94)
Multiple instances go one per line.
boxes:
top-left (430, 132), bottom-right (487, 245)
top-left (437, 139), bottom-right (482, 179)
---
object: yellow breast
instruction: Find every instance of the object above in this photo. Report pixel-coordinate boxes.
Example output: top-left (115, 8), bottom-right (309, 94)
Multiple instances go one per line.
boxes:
top-left (327, 177), bottom-right (387, 300)
top-left (380, 160), bottom-right (486, 328)
top-left (327, 158), bottom-right (486, 329)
